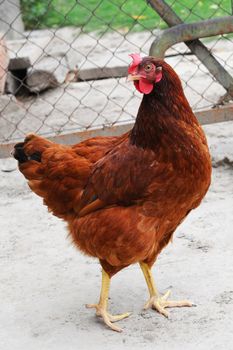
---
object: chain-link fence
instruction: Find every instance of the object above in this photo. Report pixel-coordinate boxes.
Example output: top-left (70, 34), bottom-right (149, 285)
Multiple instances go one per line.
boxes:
top-left (0, 0), bottom-right (233, 157)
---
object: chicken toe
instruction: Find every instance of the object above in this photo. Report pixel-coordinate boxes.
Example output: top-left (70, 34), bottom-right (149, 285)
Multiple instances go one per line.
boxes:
top-left (144, 290), bottom-right (193, 318)
top-left (86, 303), bottom-right (130, 332)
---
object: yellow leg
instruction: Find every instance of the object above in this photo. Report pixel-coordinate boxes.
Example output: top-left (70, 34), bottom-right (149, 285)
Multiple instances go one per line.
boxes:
top-left (140, 262), bottom-right (194, 318)
top-left (86, 269), bottom-right (131, 332)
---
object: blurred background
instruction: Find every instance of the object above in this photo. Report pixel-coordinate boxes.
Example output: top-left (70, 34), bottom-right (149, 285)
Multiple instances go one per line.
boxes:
top-left (0, 0), bottom-right (233, 155)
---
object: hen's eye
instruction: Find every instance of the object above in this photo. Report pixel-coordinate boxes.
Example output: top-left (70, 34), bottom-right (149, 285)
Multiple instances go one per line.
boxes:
top-left (144, 64), bottom-right (152, 72)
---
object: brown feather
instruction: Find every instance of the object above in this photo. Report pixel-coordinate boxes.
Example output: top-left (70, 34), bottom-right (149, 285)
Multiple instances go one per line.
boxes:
top-left (78, 198), bottom-right (107, 217)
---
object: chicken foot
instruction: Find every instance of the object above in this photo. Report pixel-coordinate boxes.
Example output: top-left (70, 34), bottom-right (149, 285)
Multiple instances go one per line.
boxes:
top-left (86, 269), bottom-right (131, 332)
top-left (140, 262), bottom-right (193, 318)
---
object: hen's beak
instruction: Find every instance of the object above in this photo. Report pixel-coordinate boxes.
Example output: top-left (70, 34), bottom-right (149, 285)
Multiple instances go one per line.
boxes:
top-left (127, 74), bottom-right (141, 81)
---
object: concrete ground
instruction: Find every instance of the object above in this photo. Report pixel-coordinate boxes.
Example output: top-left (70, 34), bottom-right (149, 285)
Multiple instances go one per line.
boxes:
top-left (0, 121), bottom-right (233, 350)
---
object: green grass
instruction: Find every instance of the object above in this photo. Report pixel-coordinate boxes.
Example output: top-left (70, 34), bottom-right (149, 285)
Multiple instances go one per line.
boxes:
top-left (21, 0), bottom-right (231, 33)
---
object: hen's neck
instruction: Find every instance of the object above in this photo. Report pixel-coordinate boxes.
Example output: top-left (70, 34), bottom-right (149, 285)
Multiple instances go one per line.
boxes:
top-left (130, 81), bottom-right (198, 149)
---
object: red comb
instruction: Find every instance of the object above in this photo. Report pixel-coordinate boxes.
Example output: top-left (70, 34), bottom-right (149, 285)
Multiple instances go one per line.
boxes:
top-left (128, 53), bottom-right (142, 74)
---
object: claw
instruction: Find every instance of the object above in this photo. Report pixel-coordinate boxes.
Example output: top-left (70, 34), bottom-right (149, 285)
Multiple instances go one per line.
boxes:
top-left (144, 291), bottom-right (194, 318)
top-left (109, 312), bottom-right (131, 322)
top-left (161, 289), bottom-right (171, 300)
top-left (86, 303), bottom-right (130, 332)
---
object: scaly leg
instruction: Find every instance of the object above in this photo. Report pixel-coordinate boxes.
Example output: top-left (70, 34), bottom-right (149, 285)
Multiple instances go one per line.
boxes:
top-left (140, 262), bottom-right (194, 318)
top-left (86, 269), bottom-right (131, 332)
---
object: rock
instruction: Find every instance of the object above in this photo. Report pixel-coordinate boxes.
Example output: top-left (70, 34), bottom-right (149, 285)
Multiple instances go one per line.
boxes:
top-left (0, 158), bottom-right (16, 172)
top-left (26, 70), bottom-right (59, 93)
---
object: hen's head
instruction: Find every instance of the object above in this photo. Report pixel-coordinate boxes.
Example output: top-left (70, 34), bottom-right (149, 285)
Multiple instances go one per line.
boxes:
top-left (128, 54), bottom-right (164, 95)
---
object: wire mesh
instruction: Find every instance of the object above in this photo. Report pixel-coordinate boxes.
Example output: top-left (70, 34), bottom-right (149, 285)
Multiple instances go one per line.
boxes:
top-left (0, 0), bottom-right (233, 146)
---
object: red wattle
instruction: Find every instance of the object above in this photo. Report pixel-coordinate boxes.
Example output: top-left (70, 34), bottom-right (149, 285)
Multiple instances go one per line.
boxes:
top-left (139, 79), bottom-right (154, 94)
top-left (134, 79), bottom-right (153, 94)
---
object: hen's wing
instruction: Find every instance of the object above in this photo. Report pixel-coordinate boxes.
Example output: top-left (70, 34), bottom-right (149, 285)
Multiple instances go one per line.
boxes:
top-left (14, 133), bottom-right (127, 218)
top-left (78, 138), bottom-right (172, 216)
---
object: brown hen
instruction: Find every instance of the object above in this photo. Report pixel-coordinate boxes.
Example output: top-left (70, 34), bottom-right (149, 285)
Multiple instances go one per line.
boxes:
top-left (13, 54), bottom-right (211, 332)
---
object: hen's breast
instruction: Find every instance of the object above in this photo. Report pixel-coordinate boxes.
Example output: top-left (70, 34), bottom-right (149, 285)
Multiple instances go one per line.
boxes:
top-left (143, 122), bottom-right (211, 225)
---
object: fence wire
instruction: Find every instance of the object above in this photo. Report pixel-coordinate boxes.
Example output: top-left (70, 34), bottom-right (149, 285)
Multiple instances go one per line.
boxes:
top-left (0, 0), bottom-right (233, 146)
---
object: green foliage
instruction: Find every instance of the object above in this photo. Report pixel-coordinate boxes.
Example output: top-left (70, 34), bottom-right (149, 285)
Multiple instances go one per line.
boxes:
top-left (20, 0), bottom-right (48, 29)
top-left (20, 0), bottom-right (231, 32)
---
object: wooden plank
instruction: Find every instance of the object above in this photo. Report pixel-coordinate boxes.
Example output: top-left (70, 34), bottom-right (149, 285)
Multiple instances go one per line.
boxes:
top-left (78, 66), bottom-right (128, 81)
top-left (1, 104), bottom-right (233, 159)
top-left (195, 104), bottom-right (233, 124)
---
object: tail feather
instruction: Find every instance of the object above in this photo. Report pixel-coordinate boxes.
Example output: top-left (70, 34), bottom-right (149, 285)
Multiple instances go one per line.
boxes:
top-left (13, 134), bottom-right (53, 183)
top-left (12, 132), bottom-right (121, 219)
top-left (13, 142), bottom-right (29, 163)
top-left (12, 133), bottom-right (89, 219)
top-left (13, 134), bottom-right (51, 163)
